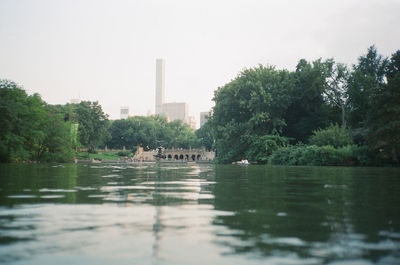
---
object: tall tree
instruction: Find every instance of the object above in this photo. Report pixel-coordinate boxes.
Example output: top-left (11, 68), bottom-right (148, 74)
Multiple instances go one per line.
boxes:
top-left (196, 121), bottom-right (214, 151)
top-left (283, 59), bottom-right (335, 142)
top-left (322, 59), bottom-right (350, 128)
top-left (347, 45), bottom-right (389, 130)
top-left (211, 65), bottom-right (293, 163)
top-left (367, 50), bottom-right (400, 164)
top-left (74, 101), bottom-right (110, 152)
top-left (0, 80), bottom-right (74, 162)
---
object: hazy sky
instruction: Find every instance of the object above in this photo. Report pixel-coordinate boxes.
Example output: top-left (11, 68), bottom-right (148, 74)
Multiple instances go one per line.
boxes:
top-left (1, 0), bottom-right (399, 125)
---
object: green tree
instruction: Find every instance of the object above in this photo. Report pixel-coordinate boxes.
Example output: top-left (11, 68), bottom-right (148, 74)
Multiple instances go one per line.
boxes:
top-left (347, 45), bottom-right (389, 130)
top-left (106, 116), bottom-right (199, 150)
top-left (210, 65), bottom-right (293, 163)
top-left (308, 124), bottom-right (353, 148)
top-left (38, 105), bottom-right (75, 162)
top-left (196, 121), bottom-right (214, 151)
top-left (0, 80), bottom-right (46, 161)
top-left (283, 59), bottom-right (337, 142)
top-left (367, 50), bottom-right (400, 164)
top-left (163, 120), bottom-right (199, 149)
top-left (245, 134), bottom-right (289, 163)
top-left (73, 101), bottom-right (110, 152)
top-left (0, 80), bottom-right (75, 162)
top-left (322, 60), bottom-right (350, 128)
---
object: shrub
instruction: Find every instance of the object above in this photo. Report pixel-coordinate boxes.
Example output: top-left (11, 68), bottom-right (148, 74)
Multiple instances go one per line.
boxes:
top-left (117, 151), bottom-right (131, 157)
top-left (245, 135), bottom-right (289, 163)
top-left (309, 124), bottom-right (353, 148)
top-left (88, 149), bottom-right (98, 154)
top-left (269, 144), bottom-right (372, 166)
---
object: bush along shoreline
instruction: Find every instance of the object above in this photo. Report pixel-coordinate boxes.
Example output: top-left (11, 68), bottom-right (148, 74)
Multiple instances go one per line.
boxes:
top-left (268, 144), bottom-right (372, 166)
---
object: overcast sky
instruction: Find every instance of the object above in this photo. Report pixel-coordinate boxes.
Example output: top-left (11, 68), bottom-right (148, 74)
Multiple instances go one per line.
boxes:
top-left (1, 0), bottom-right (399, 125)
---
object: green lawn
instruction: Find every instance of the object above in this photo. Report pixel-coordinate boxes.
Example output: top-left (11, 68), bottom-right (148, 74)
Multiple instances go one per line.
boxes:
top-left (76, 151), bottom-right (132, 161)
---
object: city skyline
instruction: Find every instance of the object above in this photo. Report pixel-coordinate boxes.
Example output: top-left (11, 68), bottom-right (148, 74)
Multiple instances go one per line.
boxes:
top-left (1, 0), bottom-right (399, 124)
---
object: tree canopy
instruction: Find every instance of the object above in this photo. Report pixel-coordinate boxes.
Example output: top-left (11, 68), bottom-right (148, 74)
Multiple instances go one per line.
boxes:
top-left (209, 46), bottom-right (400, 165)
top-left (106, 116), bottom-right (199, 151)
top-left (0, 80), bottom-right (74, 162)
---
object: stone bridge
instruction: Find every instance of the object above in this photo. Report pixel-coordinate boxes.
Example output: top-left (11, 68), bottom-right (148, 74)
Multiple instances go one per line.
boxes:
top-left (134, 147), bottom-right (215, 161)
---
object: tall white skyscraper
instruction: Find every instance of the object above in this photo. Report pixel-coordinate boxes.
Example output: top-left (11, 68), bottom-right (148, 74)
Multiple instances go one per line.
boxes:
top-left (155, 59), bottom-right (165, 114)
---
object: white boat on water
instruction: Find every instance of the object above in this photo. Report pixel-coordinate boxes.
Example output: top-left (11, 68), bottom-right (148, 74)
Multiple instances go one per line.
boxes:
top-left (235, 159), bottom-right (250, 165)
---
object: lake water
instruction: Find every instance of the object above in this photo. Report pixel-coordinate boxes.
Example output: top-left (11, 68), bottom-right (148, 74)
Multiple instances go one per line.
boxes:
top-left (0, 163), bottom-right (399, 265)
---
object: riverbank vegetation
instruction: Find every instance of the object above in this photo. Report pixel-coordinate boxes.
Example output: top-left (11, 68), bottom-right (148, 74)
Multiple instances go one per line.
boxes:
top-left (209, 46), bottom-right (400, 166)
top-left (1, 45), bottom-right (398, 166)
top-left (0, 80), bottom-right (199, 162)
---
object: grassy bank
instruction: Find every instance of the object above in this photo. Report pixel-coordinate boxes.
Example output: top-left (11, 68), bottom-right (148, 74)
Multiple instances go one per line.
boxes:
top-left (76, 151), bottom-right (133, 161)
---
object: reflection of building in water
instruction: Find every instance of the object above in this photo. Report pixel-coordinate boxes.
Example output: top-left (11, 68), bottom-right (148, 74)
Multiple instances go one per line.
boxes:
top-left (151, 166), bottom-right (166, 263)
top-left (152, 206), bottom-right (163, 262)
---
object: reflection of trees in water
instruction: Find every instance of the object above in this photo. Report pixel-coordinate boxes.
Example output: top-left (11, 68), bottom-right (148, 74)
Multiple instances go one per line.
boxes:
top-left (347, 168), bottom-right (400, 242)
top-left (0, 164), bottom-right (79, 248)
top-left (0, 164), bottom-right (79, 206)
top-left (211, 166), bottom-right (400, 262)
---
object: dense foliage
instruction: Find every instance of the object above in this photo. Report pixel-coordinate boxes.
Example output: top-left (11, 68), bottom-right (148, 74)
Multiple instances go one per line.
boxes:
top-left (195, 120), bottom-right (214, 151)
top-left (0, 80), bottom-right (74, 162)
top-left (268, 144), bottom-right (372, 166)
top-left (308, 124), bottom-right (353, 148)
top-left (105, 116), bottom-right (199, 151)
top-left (73, 101), bottom-right (110, 152)
top-left (210, 46), bottom-right (400, 165)
top-left (0, 79), bottom-right (201, 162)
top-left (211, 65), bottom-right (293, 163)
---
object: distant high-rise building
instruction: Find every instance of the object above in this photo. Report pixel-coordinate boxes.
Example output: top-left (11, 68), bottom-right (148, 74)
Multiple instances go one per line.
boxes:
top-left (200, 111), bottom-right (210, 127)
top-left (154, 59), bottom-right (193, 127)
top-left (155, 59), bottom-right (165, 115)
top-left (188, 116), bottom-right (196, 129)
top-left (70, 98), bottom-right (81, 104)
top-left (120, 106), bottom-right (129, 119)
top-left (161, 102), bottom-right (188, 123)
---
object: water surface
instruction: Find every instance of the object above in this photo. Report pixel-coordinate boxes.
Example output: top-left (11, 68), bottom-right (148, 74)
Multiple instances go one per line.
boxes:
top-left (0, 163), bottom-right (399, 264)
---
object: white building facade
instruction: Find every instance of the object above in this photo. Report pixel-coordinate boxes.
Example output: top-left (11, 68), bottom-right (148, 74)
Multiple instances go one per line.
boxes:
top-left (120, 106), bottom-right (129, 119)
top-left (188, 116), bottom-right (196, 129)
top-left (161, 102), bottom-right (188, 123)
